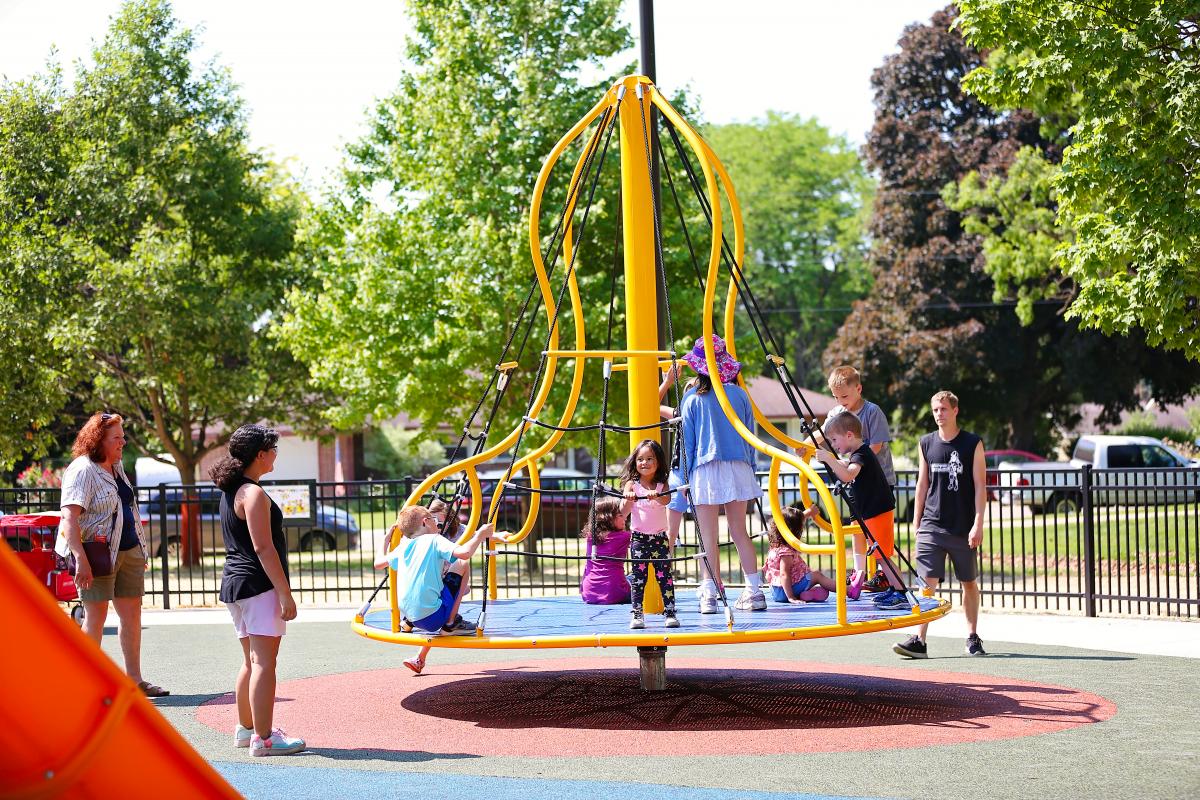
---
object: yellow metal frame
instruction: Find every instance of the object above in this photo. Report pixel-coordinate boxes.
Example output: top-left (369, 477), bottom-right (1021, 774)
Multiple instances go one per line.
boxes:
top-left (360, 75), bottom-right (916, 643)
top-left (352, 599), bottom-right (950, 648)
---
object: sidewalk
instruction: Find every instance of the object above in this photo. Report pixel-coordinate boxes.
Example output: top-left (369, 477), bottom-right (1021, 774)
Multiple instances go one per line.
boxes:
top-left (141, 603), bottom-right (1199, 659)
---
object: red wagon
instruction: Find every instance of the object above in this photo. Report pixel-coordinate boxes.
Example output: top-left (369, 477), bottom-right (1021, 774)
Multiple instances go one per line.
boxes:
top-left (1, 512), bottom-right (83, 624)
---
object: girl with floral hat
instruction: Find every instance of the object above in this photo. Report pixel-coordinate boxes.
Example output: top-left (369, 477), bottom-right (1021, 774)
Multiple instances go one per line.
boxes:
top-left (672, 334), bottom-right (765, 613)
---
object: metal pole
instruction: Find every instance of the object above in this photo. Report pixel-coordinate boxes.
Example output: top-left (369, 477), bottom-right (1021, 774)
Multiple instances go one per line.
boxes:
top-left (157, 484), bottom-right (170, 610)
top-left (1081, 464), bottom-right (1096, 617)
top-left (639, 0), bottom-right (667, 351)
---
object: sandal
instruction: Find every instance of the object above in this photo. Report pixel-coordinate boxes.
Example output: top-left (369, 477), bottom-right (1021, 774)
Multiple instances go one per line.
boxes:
top-left (137, 680), bottom-right (170, 698)
top-left (403, 656), bottom-right (425, 675)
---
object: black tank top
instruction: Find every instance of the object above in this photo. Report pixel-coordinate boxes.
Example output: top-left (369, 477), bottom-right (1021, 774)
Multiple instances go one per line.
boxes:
top-left (219, 476), bottom-right (288, 602)
top-left (919, 430), bottom-right (982, 537)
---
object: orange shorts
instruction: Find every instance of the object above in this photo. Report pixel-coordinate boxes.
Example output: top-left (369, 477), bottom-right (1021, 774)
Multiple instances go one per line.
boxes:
top-left (862, 510), bottom-right (896, 559)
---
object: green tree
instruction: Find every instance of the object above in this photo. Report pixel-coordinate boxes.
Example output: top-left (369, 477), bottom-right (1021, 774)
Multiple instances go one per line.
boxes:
top-left (955, 1), bottom-right (1200, 359)
top-left (0, 1), bottom-right (326, 523)
top-left (826, 5), bottom-right (1200, 451)
top-left (703, 114), bottom-right (873, 386)
top-left (278, 0), bottom-right (639, 442)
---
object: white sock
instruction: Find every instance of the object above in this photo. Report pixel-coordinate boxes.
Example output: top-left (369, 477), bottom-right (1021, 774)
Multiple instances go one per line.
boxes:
top-left (746, 571), bottom-right (762, 590)
top-left (854, 553), bottom-right (867, 572)
top-left (699, 578), bottom-right (717, 597)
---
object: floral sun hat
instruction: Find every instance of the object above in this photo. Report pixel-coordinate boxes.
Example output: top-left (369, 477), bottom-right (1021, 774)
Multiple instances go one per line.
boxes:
top-left (681, 334), bottom-right (741, 384)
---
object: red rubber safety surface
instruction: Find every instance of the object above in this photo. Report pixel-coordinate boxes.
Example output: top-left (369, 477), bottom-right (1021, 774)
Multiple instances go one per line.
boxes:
top-left (196, 658), bottom-right (1116, 756)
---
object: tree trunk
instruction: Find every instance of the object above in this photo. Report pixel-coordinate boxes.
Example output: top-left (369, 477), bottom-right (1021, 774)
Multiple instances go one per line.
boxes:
top-left (176, 457), bottom-right (203, 567)
top-left (1007, 413), bottom-right (1036, 453)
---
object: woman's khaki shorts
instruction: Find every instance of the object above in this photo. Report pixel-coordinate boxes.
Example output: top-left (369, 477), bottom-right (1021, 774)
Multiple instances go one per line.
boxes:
top-left (79, 548), bottom-right (146, 602)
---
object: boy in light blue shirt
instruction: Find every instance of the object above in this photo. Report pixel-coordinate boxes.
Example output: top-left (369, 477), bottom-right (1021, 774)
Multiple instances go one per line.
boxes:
top-left (373, 505), bottom-right (497, 636)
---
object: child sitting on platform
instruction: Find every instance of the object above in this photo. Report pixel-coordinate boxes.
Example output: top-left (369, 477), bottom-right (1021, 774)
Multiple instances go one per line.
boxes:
top-left (579, 497), bottom-right (632, 605)
top-left (397, 497), bottom-right (470, 674)
top-left (373, 505), bottom-right (504, 674)
top-left (764, 506), bottom-right (837, 603)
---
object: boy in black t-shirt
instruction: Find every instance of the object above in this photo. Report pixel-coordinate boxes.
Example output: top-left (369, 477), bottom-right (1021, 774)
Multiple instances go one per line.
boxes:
top-left (804, 412), bottom-right (904, 604)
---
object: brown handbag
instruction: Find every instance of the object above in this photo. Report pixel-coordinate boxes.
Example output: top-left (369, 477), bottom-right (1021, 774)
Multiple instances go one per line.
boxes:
top-left (70, 509), bottom-right (117, 577)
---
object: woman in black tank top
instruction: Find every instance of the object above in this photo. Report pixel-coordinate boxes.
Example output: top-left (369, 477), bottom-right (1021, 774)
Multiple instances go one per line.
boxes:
top-left (208, 424), bottom-right (306, 756)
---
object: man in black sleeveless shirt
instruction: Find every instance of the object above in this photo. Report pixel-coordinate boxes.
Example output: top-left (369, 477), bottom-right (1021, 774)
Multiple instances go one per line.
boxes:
top-left (893, 390), bottom-right (988, 659)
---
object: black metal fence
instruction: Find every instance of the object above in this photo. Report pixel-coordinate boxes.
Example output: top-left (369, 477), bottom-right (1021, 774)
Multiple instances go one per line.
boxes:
top-left (2, 466), bottom-right (1196, 618)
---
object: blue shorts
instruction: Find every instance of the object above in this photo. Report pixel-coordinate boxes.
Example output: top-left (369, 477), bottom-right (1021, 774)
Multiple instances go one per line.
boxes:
top-left (412, 572), bottom-right (463, 632)
top-left (667, 470), bottom-right (689, 513)
top-left (770, 575), bottom-right (811, 603)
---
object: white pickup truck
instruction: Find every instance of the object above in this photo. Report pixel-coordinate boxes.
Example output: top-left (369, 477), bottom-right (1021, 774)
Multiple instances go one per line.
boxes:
top-left (997, 435), bottom-right (1200, 514)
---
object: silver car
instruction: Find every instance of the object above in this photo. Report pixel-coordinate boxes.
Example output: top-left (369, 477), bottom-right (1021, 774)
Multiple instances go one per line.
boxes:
top-left (138, 485), bottom-right (359, 558)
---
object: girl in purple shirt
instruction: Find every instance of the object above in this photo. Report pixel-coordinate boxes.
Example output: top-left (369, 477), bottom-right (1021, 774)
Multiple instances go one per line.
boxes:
top-left (579, 497), bottom-right (632, 605)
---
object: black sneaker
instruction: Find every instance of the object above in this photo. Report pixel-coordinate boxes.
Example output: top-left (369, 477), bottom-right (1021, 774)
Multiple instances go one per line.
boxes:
top-left (862, 569), bottom-right (891, 593)
top-left (965, 633), bottom-right (987, 656)
top-left (893, 634), bottom-right (927, 659)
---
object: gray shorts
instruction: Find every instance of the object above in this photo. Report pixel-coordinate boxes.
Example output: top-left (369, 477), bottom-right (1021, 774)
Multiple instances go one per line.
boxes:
top-left (916, 531), bottom-right (978, 583)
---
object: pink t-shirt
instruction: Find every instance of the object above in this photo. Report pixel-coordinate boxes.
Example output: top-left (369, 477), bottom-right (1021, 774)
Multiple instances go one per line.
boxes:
top-left (764, 545), bottom-right (811, 587)
top-left (629, 482), bottom-right (667, 535)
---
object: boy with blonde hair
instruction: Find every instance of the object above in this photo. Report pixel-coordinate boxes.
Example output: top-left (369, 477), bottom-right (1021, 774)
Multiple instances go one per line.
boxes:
top-left (824, 365), bottom-right (896, 592)
top-left (373, 505), bottom-right (498, 638)
top-left (805, 411), bottom-right (902, 603)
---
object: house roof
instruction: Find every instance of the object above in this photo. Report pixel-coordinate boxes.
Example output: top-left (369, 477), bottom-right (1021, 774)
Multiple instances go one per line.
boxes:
top-left (1075, 396), bottom-right (1199, 436)
top-left (744, 376), bottom-right (836, 420)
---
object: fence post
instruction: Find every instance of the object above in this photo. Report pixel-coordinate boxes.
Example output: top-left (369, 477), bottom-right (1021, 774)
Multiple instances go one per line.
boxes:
top-left (1080, 464), bottom-right (1096, 617)
top-left (158, 484), bottom-right (171, 610)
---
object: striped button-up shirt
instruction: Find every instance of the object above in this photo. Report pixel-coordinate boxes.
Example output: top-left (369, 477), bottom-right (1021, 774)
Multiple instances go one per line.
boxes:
top-left (58, 455), bottom-right (147, 564)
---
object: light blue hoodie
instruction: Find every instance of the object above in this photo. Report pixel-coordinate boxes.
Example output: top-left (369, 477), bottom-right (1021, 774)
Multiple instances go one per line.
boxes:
top-left (680, 383), bottom-right (757, 479)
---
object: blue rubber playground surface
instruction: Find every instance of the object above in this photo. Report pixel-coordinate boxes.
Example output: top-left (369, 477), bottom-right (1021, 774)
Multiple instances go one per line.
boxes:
top-left (214, 765), bottom-right (885, 800)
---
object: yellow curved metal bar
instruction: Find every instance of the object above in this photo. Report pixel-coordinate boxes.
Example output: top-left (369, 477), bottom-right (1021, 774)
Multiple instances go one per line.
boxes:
top-left (397, 93), bottom-right (614, 525)
top-left (544, 349), bottom-right (676, 359)
top-left (352, 598), bottom-right (951, 649)
top-left (382, 97), bottom-right (616, 631)
top-left (651, 88), bottom-right (856, 624)
top-left (688, 130), bottom-right (858, 540)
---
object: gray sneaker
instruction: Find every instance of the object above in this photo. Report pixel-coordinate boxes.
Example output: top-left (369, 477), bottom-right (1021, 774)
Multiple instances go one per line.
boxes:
top-left (965, 633), bottom-right (987, 656)
top-left (734, 588), bottom-right (767, 611)
top-left (698, 592), bottom-right (719, 614)
top-left (250, 729), bottom-right (306, 757)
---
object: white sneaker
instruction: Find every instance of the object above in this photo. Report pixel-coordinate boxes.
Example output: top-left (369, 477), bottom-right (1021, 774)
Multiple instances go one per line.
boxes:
top-left (734, 588), bottom-right (767, 611)
top-left (698, 592), bottom-right (718, 614)
top-left (250, 729), bottom-right (306, 757)
top-left (234, 724), bottom-right (253, 749)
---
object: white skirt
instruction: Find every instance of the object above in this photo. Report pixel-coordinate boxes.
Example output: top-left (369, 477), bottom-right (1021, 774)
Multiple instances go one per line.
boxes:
top-left (690, 460), bottom-right (762, 506)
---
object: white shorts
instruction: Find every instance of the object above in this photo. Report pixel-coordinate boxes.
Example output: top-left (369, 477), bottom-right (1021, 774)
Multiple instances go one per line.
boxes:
top-left (227, 590), bottom-right (287, 638)
top-left (691, 459), bottom-right (762, 505)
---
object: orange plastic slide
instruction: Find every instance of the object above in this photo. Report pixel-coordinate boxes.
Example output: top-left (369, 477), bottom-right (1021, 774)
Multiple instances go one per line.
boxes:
top-left (0, 540), bottom-right (242, 799)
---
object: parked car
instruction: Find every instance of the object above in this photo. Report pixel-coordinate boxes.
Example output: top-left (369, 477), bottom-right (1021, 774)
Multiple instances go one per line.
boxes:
top-left (455, 467), bottom-right (593, 536)
top-left (997, 435), bottom-right (1200, 513)
top-left (985, 449), bottom-right (1046, 499)
top-left (139, 484), bottom-right (360, 557)
top-left (761, 462), bottom-right (916, 524)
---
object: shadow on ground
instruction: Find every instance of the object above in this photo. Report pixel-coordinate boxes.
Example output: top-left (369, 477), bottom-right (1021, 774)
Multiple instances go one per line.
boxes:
top-left (401, 666), bottom-right (1108, 731)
